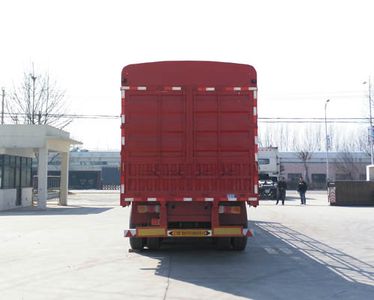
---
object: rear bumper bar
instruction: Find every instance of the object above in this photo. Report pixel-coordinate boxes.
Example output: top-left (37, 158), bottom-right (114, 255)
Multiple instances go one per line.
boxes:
top-left (124, 227), bottom-right (254, 238)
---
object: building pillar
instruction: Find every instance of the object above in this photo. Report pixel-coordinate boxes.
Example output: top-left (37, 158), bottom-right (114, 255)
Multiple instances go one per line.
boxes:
top-left (37, 147), bottom-right (48, 209)
top-left (59, 151), bottom-right (69, 206)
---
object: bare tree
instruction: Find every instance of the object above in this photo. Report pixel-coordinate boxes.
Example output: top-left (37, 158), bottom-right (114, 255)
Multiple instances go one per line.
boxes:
top-left (6, 65), bottom-right (71, 128)
top-left (294, 125), bottom-right (322, 184)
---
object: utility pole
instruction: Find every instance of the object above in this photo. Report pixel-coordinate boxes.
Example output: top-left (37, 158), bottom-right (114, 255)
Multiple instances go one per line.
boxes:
top-left (1, 87), bottom-right (5, 125)
top-left (31, 71), bottom-right (37, 125)
top-left (363, 78), bottom-right (374, 165)
top-left (324, 99), bottom-right (331, 186)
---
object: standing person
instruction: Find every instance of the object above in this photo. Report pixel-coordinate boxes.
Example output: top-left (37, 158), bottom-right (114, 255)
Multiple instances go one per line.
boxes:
top-left (297, 176), bottom-right (308, 205)
top-left (276, 177), bottom-right (287, 205)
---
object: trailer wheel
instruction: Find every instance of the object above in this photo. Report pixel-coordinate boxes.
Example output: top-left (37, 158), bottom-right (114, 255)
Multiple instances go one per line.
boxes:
top-left (231, 236), bottom-right (247, 251)
top-left (130, 237), bottom-right (144, 250)
top-left (147, 238), bottom-right (161, 250)
top-left (216, 237), bottom-right (232, 250)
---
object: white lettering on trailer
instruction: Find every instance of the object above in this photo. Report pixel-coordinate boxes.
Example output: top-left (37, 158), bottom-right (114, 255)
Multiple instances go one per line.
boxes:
top-left (205, 197), bottom-right (214, 201)
top-left (227, 194), bottom-right (237, 201)
top-left (172, 86), bottom-right (182, 91)
top-left (137, 86), bottom-right (147, 91)
top-left (147, 197), bottom-right (157, 201)
top-left (121, 184), bottom-right (125, 194)
top-left (121, 115), bottom-right (126, 124)
top-left (125, 197), bottom-right (134, 201)
top-left (122, 137), bottom-right (126, 145)
top-left (183, 197), bottom-right (193, 201)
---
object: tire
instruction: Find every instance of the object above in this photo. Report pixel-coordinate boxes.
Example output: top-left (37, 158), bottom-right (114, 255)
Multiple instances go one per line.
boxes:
top-left (216, 237), bottom-right (232, 250)
top-left (231, 236), bottom-right (247, 251)
top-left (147, 237), bottom-right (161, 250)
top-left (130, 237), bottom-right (144, 250)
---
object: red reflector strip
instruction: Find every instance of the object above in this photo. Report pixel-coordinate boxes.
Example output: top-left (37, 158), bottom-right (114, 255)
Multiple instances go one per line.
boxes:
top-left (218, 206), bottom-right (241, 214)
top-left (198, 87), bottom-right (215, 92)
top-left (164, 86), bottom-right (182, 91)
top-left (122, 86), bottom-right (147, 91)
top-left (137, 205), bottom-right (160, 213)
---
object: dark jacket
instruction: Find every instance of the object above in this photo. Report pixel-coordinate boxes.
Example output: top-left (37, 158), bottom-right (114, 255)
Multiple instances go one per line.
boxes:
top-left (277, 180), bottom-right (287, 191)
top-left (297, 180), bottom-right (308, 193)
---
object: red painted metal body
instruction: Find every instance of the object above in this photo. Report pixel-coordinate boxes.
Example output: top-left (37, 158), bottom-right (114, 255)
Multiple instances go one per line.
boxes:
top-left (120, 61), bottom-right (258, 247)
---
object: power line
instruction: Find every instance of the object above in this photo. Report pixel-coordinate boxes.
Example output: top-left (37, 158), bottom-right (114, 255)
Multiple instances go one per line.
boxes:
top-left (2, 112), bottom-right (371, 124)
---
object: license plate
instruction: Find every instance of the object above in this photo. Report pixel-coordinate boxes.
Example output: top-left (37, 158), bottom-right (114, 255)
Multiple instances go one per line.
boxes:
top-left (167, 229), bottom-right (212, 237)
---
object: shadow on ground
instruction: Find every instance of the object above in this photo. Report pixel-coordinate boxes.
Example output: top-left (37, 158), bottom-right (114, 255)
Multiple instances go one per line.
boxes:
top-left (132, 221), bottom-right (374, 299)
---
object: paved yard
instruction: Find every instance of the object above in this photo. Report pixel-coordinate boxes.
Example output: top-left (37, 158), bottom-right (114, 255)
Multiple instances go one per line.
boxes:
top-left (0, 191), bottom-right (373, 299)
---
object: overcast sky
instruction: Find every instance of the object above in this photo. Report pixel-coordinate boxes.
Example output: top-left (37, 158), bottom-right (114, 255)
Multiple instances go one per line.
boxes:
top-left (1, 0), bottom-right (373, 150)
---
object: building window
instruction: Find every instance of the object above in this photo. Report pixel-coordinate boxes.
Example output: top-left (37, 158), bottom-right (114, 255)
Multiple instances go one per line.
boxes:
top-left (287, 173), bottom-right (302, 189)
top-left (335, 173), bottom-right (351, 180)
top-left (0, 155), bottom-right (33, 189)
top-left (0, 155), bottom-right (3, 188)
top-left (258, 158), bottom-right (270, 165)
top-left (311, 173), bottom-right (326, 189)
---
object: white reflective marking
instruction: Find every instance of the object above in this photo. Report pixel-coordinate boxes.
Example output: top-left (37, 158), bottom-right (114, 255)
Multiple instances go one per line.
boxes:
top-left (121, 184), bottom-right (125, 194)
top-left (123, 86), bottom-right (131, 90)
top-left (248, 87), bottom-right (257, 91)
top-left (130, 229), bottom-right (136, 236)
top-left (206, 87), bottom-right (215, 91)
top-left (254, 90), bottom-right (257, 99)
top-left (172, 86), bottom-right (182, 91)
top-left (253, 107), bottom-right (257, 116)
top-left (183, 197), bottom-right (193, 201)
top-left (122, 137), bottom-right (126, 145)
top-left (264, 247), bottom-right (278, 255)
top-left (147, 197), bottom-right (157, 202)
top-left (279, 247), bottom-right (293, 255)
top-left (121, 115), bottom-right (126, 124)
top-left (137, 86), bottom-right (147, 91)
top-left (242, 228), bottom-right (248, 235)
top-left (255, 136), bottom-right (258, 145)
top-left (233, 87), bottom-right (241, 91)
top-left (121, 89), bottom-right (126, 98)
top-left (248, 197), bottom-right (257, 201)
top-left (125, 197), bottom-right (134, 201)
top-left (205, 197), bottom-right (214, 201)
top-left (254, 184), bottom-right (258, 194)
top-left (255, 153), bottom-right (258, 162)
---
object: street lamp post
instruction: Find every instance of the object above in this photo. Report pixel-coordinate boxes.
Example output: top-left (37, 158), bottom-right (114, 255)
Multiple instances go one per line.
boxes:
top-left (1, 87), bottom-right (5, 125)
top-left (324, 99), bottom-right (330, 186)
top-left (363, 78), bottom-right (374, 165)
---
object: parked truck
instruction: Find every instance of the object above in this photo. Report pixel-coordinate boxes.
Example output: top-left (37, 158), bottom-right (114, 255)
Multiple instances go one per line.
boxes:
top-left (120, 61), bottom-right (258, 250)
top-left (258, 147), bottom-right (280, 199)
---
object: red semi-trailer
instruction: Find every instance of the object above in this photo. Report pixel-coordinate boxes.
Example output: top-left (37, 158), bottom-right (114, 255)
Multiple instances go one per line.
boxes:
top-left (121, 61), bottom-right (258, 250)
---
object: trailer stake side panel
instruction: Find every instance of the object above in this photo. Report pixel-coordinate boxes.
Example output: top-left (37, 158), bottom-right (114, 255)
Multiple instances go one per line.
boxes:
top-left (120, 61), bottom-right (258, 250)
